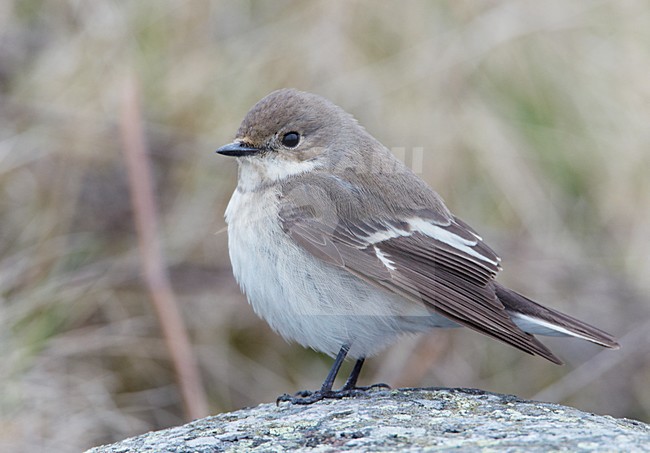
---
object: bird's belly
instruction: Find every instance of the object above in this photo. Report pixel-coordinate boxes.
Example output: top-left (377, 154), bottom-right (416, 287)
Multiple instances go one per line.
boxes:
top-left (225, 188), bottom-right (457, 358)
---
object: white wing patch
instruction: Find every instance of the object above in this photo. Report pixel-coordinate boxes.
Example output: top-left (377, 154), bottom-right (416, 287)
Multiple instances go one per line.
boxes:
top-left (361, 217), bottom-right (499, 266)
top-left (373, 246), bottom-right (396, 271)
top-left (364, 226), bottom-right (411, 244)
top-left (408, 218), bottom-right (500, 266)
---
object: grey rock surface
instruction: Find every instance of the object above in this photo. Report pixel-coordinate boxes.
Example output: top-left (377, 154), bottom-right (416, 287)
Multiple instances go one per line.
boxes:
top-left (88, 387), bottom-right (650, 452)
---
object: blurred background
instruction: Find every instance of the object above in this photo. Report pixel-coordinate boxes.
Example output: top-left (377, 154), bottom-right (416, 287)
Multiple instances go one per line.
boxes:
top-left (1, 1), bottom-right (649, 451)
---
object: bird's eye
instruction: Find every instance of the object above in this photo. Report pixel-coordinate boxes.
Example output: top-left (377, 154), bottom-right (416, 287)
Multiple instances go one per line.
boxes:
top-left (281, 132), bottom-right (300, 148)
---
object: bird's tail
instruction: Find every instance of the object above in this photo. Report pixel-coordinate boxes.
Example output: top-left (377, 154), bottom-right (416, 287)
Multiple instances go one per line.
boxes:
top-left (495, 283), bottom-right (620, 349)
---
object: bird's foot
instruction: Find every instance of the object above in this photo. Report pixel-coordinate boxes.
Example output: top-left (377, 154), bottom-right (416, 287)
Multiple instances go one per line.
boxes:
top-left (276, 389), bottom-right (367, 405)
top-left (344, 382), bottom-right (391, 392)
top-left (276, 383), bottom-right (391, 405)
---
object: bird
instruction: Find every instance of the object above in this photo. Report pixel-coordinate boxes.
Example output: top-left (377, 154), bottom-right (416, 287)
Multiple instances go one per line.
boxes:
top-left (216, 88), bottom-right (619, 404)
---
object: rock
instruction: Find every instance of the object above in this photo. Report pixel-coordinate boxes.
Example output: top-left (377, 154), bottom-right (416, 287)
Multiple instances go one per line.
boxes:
top-left (87, 387), bottom-right (650, 452)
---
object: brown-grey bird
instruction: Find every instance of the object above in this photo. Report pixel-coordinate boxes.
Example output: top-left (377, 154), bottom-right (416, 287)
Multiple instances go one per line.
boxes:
top-left (216, 88), bottom-right (619, 404)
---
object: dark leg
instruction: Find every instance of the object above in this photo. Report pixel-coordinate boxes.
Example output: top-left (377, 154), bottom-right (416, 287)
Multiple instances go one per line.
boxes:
top-left (341, 358), bottom-right (390, 392)
top-left (341, 358), bottom-right (365, 390)
top-left (277, 347), bottom-right (390, 405)
top-left (320, 344), bottom-right (350, 392)
top-left (277, 345), bottom-right (350, 405)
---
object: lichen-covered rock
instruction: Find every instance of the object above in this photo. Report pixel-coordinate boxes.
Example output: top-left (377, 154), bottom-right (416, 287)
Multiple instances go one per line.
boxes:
top-left (87, 388), bottom-right (650, 452)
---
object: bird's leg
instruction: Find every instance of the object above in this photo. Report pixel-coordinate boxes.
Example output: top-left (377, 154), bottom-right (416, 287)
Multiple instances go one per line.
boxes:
top-left (320, 343), bottom-right (350, 392)
top-left (341, 358), bottom-right (391, 392)
top-left (277, 347), bottom-right (390, 405)
top-left (277, 344), bottom-right (350, 404)
top-left (341, 357), bottom-right (364, 390)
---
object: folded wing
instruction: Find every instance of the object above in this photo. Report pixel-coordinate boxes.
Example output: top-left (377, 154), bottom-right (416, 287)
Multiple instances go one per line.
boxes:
top-left (279, 193), bottom-right (564, 364)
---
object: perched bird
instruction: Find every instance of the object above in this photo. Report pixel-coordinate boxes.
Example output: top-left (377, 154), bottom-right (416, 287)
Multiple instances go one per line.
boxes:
top-left (216, 88), bottom-right (619, 404)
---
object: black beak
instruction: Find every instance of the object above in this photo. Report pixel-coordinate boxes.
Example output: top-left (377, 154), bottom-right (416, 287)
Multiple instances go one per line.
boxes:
top-left (215, 141), bottom-right (261, 157)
